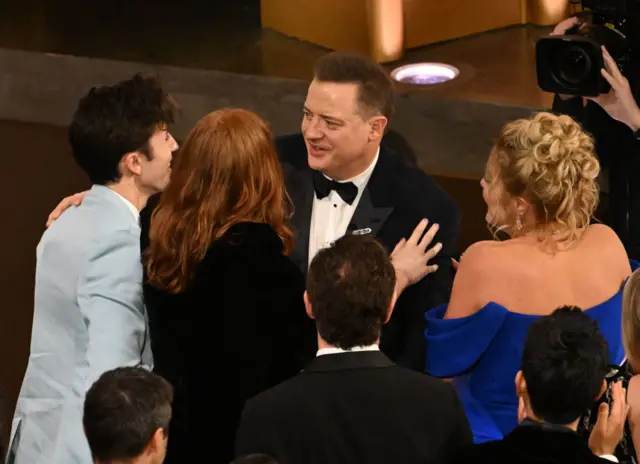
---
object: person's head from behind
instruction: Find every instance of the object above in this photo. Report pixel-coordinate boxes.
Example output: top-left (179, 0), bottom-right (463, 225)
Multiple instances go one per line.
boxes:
top-left (623, 268), bottom-right (640, 372)
top-left (482, 112), bottom-right (599, 243)
top-left (83, 367), bottom-right (173, 464)
top-left (303, 51), bottom-right (395, 180)
top-left (305, 234), bottom-right (397, 349)
top-left (145, 108), bottom-right (294, 294)
top-left (516, 306), bottom-right (608, 426)
top-left (69, 74), bottom-right (179, 194)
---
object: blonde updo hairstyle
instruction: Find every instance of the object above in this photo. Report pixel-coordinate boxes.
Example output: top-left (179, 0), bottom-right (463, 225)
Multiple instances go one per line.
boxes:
top-left (486, 112), bottom-right (600, 244)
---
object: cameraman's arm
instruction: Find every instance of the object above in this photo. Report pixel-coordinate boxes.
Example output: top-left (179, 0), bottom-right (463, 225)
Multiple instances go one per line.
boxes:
top-left (552, 94), bottom-right (586, 121)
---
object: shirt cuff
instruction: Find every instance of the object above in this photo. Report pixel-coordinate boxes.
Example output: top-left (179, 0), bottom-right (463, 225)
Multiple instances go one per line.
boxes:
top-left (598, 454), bottom-right (619, 463)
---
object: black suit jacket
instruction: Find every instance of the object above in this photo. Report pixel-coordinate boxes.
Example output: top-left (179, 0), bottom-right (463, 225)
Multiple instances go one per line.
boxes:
top-left (139, 209), bottom-right (317, 464)
top-left (276, 133), bottom-right (461, 370)
top-left (451, 422), bottom-right (612, 464)
top-left (236, 351), bottom-right (472, 464)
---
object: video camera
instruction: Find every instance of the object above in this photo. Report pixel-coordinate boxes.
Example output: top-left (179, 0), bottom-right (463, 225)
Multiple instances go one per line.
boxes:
top-left (536, 0), bottom-right (640, 96)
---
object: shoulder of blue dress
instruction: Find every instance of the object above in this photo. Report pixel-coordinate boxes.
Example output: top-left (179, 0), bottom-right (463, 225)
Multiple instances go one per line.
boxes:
top-left (425, 301), bottom-right (510, 322)
top-left (631, 259), bottom-right (640, 272)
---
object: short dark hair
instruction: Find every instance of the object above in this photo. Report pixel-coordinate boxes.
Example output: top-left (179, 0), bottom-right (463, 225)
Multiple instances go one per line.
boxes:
top-left (313, 51), bottom-right (395, 122)
top-left (83, 367), bottom-right (174, 462)
top-left (522, 306), bottom-right (609, 424)
top-left (69, 73), bottom-right (177, 185)
top-left (307, 234), bottom-right (396, 349)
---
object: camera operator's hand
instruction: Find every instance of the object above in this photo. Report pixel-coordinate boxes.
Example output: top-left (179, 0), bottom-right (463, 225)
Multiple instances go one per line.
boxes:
top-left (588, 380), bottom-right (629, 457)
top-left (588, 46), bottom-right (640, 131)
top-left (550, 16), bottom-right (581, 36)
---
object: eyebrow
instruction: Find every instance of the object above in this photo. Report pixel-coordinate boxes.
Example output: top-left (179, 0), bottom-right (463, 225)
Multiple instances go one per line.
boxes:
top-left (303, 106), bottom-right (345, 124)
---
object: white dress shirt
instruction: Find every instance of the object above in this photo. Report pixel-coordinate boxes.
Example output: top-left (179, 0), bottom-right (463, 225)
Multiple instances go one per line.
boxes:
top-left (317, 344), bottom-right (380, 357)
top-left (308, 148), bottom-right (380, 265)
top-left (112, 190), bottom-right (140, 221)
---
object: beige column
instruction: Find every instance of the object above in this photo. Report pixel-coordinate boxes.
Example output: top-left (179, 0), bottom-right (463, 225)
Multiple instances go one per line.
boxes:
top-left (367, 0), bottom-right (404, 63)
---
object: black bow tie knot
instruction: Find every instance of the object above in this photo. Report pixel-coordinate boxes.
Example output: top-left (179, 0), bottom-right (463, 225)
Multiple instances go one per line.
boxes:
top-left (312, 170), bottom-right (358, 205)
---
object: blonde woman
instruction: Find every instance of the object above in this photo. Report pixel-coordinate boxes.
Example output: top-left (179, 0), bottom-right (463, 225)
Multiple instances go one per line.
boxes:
top-left (425, 112), bottom-right (635, 444)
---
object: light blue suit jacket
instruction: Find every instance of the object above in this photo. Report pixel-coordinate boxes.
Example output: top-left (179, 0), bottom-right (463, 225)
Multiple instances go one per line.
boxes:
top-left (8, 185), bottom-right (153, 464)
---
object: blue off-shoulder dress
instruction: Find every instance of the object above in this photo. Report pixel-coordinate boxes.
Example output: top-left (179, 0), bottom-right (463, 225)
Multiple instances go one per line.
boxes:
top-left (424, 261), bottom-right (638, 444)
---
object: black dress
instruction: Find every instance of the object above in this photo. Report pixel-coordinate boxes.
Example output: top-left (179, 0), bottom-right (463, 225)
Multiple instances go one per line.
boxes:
top-left (140, 199), bottom-right (317, 463)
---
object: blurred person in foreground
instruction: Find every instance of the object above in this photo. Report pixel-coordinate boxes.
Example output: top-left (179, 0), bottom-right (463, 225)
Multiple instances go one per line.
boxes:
top-left (83, 367), bottom-right (173, 464)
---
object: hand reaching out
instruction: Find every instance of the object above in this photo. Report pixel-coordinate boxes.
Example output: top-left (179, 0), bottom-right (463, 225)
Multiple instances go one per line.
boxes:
top-left (391, 219), bottom-right (442, 295)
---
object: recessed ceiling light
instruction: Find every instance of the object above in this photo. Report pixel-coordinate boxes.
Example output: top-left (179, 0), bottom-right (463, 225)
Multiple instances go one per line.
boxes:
top-left (391, 62), bottom-right (460, 85)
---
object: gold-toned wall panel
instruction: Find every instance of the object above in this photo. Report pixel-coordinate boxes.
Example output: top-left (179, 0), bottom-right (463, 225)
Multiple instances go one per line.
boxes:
top-left (403, 0), bottom-right (523, 48)
top-left (260, 0), bottom-right (370, 54)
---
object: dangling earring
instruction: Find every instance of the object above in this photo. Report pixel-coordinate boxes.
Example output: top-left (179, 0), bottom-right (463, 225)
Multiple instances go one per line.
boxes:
top-left (515, 213), bottom-right (523, 231)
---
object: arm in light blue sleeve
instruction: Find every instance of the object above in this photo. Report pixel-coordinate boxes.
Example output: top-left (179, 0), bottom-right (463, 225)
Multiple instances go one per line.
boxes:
top-left (77, 228), bottom-right (151, 388)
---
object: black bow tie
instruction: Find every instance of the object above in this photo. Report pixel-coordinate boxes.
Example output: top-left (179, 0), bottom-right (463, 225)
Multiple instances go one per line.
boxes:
top-left (312, 170), bottom-right (358, 205)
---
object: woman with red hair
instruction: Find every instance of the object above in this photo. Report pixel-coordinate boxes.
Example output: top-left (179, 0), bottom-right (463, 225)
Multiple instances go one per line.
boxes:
top-left (140, 108), bottom-right (317, 463)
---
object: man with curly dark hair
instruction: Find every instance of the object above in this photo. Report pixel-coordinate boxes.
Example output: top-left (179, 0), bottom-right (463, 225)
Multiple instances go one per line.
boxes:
top-left (8, 74), bottom-right (178, 464)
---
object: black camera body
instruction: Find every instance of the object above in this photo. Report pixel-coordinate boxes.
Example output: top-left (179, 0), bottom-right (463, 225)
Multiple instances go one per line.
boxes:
top-left (536, 0), bottom-right (640, 96)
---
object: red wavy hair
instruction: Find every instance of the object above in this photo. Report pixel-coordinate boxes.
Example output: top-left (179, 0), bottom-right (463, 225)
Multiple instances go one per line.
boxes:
top-left (145, 108), bottom-right (294, 294)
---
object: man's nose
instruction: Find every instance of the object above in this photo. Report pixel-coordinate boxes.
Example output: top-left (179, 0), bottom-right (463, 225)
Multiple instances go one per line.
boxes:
top-left (170, 134), bottom-right (179, 151)
top-left (304, 120), bottom-right (323, 140)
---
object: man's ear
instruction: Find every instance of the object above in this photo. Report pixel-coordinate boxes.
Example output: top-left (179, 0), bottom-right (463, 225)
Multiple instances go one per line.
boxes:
top-left (515, 370), bottom-right (527, 397)
top-left (369, 116), bottom-right (388, 143)
top-left (384, 290), bottom-right (398, 324)
top-left (142, 427), bottom-right (166, 456)
top-left (120, 151), bottom-right (143, 177)
top-left (304, 291), bottom-right (314, 320)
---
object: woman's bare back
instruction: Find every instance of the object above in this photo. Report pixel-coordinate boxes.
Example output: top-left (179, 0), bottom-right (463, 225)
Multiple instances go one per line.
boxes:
top-left (447, 224), bottom-right (631, 318)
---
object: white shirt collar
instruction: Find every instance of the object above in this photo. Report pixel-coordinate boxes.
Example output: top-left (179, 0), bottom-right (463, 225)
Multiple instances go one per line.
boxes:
top-left (111, 190), bottom-right (140, 221)
top-left (316, 344), bottom-right (379, 357)
top-left (323, 147), bottom-right (380, 190)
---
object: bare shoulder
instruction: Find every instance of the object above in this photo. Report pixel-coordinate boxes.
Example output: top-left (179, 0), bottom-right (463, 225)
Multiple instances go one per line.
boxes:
top-left (460, 240), bottom-right (517, 272)
top-left (583, 223), bottom-right (630, 272)
top-left (585, 223), bottom-right (625, 244)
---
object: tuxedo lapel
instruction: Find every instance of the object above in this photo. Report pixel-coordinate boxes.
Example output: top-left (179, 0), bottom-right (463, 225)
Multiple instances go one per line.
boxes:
top-left (347, 188), bottom-right (393, 239)
top-left (285, 165), bottom-right (314, 272)
top-left (347, 148), bottom-right (394, 242)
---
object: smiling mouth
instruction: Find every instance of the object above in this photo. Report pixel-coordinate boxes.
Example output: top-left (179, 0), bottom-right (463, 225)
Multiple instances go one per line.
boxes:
top-left (308, 142), bottom-right (329, 153)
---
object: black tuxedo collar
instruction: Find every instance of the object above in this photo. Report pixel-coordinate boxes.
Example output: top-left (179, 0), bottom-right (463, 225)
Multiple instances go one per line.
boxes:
top-left (284, 164), bottom-right (314, 272)
top-left (345, 148), bottom-right (394, 239)
top-left (283, 145), bottom-right (397, 271)
top-left (504, 424), bottom-right (600, 462)
top-left (302, 350), bottom-right (395, 374)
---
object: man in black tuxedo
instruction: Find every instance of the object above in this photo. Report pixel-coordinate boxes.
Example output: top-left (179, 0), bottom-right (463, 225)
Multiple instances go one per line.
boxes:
top-left (235, 234), bottom-right (472, 464)
top-left (453, 307), bottom-right (628, 464)
top-left (278, 51), bottom-right (460, 371)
